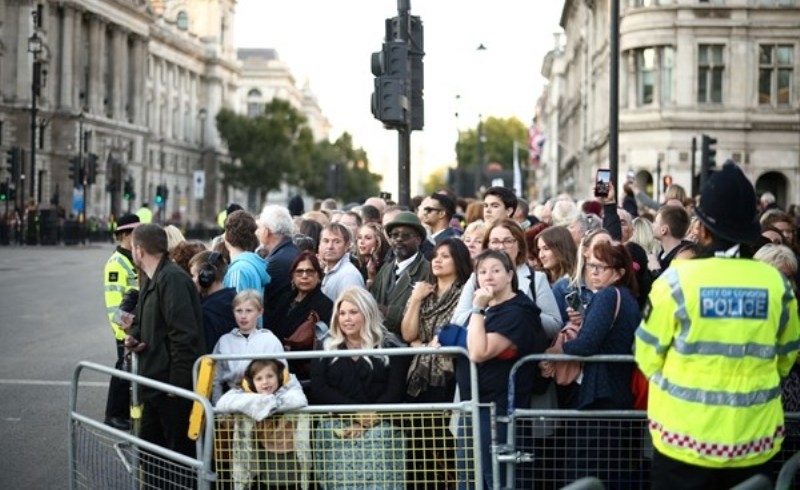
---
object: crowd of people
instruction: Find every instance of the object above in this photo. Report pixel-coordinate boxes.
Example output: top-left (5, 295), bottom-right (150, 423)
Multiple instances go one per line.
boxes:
top-left (100, 162), bottom-right (800, 489)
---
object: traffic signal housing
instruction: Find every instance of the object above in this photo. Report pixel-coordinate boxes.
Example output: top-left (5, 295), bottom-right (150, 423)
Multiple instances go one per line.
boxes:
top-left (68, 156), bottom-right (83, 188)
top-left (86, 153), bottom-right (99, 185)
top-left (155, 184), bottom-right (168, 206)
top-left (700, 134), bottom-right (718, 190)
top-left (0, 182), bottom-right (7, 202)
top-left (6, 147), bottom-right (20, 180)
top-left (371, 38), bottom-right (409, 127)
top-left (123, 178), bottom-right (135, 201)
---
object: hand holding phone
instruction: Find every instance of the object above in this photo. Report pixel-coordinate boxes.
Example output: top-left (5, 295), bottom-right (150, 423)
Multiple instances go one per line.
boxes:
top-left (594, 168), bottom-right (611, 198)
top-left (565, 291), bottom-right (584, 315)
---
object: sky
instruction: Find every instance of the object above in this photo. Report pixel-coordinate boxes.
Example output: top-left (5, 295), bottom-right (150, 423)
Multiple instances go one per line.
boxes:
top-left (234, 0), bottom-right (565, 196)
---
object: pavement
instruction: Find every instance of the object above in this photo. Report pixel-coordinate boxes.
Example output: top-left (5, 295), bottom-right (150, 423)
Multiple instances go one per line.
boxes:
top-left (0, 244), bottom-right (118, 489)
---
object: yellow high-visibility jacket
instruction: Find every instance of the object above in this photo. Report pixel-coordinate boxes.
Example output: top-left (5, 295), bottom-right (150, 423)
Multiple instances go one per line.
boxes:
top-left (635, 257), bottom-right (800, 468)
top-left (103, 247), bottom-right (138, 341)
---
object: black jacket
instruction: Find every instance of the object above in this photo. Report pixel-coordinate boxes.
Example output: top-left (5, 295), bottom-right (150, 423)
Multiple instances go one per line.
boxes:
top-left (131, 256), bottom-right (204, 400)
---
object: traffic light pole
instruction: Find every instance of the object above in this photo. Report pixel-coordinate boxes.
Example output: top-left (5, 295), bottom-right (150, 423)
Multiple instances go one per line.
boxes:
top-left (397, 0), bottom-right (411, 208)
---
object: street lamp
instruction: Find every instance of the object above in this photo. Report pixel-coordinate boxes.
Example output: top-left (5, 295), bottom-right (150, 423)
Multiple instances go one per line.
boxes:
top-left (473, 43), bottom-right (487, 196)
top-left (28, 30), bottom-right (43, 205)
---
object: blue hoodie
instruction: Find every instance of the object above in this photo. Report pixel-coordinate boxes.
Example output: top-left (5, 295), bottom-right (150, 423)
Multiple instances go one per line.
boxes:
top-left (223, 251), bottom-right (271, 293)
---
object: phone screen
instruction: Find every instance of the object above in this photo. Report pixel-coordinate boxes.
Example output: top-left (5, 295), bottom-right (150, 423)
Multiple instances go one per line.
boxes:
top-left (595, 169), bottom-right (611, 197)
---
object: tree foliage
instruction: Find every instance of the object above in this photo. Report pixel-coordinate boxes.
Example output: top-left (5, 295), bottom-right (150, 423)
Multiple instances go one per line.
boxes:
top-left (216, 99), bottom-right (314, 202)
top-left (215, 100), bottom-right (381, 202)
top-left (423, 168), bottom-right (447, 196)
top-left (455, 116), bottom-right (530, 171)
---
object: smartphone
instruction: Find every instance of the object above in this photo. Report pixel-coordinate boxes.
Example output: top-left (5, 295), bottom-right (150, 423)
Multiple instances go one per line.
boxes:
top-left (594, 168), bottom-right (611, 198)
top-left (565, 291), bottom-right (584, 315)
top-left (379, 191), bottom-right (392, 201)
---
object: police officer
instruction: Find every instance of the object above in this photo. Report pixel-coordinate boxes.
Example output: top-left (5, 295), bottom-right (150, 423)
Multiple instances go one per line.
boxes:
top-left (102, 213), bottom-right (140, 430)
top-left (635, 161), bottom-right (800, 489)
top-left (135, 202), bottom-right (152, 224)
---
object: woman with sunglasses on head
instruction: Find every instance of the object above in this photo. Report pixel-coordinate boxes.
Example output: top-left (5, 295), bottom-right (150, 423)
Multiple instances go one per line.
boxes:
top-left (271, 252), bottom-right (333, 381)
top-left (451, 218), bottom-right (562, 337)
top-left (541, 240), bottom-right (642, 486)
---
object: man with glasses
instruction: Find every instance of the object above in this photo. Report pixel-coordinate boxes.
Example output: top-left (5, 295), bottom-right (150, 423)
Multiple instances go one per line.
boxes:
top-left (420, 193), bottom-right (460, 244)
top-left (319, 223), bottom-right (364, 302)
top-left (370, 211), bottom-right (431, 335)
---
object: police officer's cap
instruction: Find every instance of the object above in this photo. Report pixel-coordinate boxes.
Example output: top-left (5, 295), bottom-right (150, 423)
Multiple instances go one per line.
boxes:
top-left (115, 214), bottom-right (141, 233)
top-left (694, 160), bottom-right (760, 244)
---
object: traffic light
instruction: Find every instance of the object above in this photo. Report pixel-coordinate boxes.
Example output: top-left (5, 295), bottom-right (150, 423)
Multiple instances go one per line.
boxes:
top-left (86, 153), bottom-right (99, 185)
top-left (408, 16), bottom-right (424, 131)
top-left (371, 17), bottom-right (410, 128)
top-left (123, 178), bottom-right (135, 201)
top-left (0, 182), bottom-right (7, 202)
top-left (5, 147), bottom-right (20, 180)
top-left (155, 184), bottom-right (167, 206)
top-left (68, 156), bottom-right (83, 188)
top-left (700, 134), bottom-right (718, 190)
top-left (662, 175), bottom-right (673, 193)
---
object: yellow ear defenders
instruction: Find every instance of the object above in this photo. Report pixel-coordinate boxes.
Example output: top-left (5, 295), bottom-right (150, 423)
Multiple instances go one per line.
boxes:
top-left (241, 359), bottom-right (290, 393)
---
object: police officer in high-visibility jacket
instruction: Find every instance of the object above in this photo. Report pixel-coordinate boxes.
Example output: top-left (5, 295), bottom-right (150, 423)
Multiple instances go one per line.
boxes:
top-left (635, 161), bottom-right (800, 489)
top-left (102, 213), bottom-right (141, 431)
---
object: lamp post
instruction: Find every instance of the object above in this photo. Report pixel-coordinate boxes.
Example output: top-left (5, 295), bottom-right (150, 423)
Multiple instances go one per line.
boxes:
top-left (197, 108), bottom-right (207, 220)
top-left (473, 43), bottom-right (487, 196)
top-left (28, 30), bottom-right (43, 206)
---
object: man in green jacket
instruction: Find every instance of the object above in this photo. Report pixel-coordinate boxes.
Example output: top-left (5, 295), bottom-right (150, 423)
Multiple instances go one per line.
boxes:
top-left (370, 212), bottom-right (431, 336)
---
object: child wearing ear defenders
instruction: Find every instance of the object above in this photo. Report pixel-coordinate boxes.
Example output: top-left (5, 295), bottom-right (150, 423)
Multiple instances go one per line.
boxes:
top-left (216, 358), bottom-right (309, 490)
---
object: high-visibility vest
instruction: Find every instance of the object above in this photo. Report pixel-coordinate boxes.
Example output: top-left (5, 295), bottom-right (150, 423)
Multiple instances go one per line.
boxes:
top-left (136, 206), bottom-right (153, 224)
top-left (103, 249), bottom-right (138, 340)
top-left (635, 257), bottom-right (800, 468)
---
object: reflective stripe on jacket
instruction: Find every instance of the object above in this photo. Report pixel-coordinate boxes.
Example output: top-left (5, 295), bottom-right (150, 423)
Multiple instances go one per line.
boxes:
top-left (635, 257), bottom-right (800, 468)
top-left (103, 249), bottom-right (138, 340)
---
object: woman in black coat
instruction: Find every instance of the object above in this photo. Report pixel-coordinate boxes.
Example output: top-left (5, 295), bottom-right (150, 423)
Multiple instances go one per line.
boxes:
top-left (270, 251), bottom-right (333, 380)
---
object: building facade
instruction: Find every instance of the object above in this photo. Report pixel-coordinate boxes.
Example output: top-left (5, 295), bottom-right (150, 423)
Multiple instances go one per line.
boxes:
top-left (0, 0), bottom-right (329, 227)
top-left (538, 0), bottom-right (800, 208)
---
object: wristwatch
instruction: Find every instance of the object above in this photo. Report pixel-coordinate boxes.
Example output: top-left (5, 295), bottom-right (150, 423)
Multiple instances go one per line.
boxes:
top-left (471, 306), bottom-right (486, 315)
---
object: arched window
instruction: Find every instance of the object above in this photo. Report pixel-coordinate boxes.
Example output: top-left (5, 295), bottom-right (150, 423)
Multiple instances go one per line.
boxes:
top-left (176, 11), bottom-right (189, 31)
top-left (247, 88), bottom-right (264, 117)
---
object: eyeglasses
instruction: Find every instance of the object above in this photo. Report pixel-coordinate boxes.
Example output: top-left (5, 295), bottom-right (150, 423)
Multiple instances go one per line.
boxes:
top-left (389, 232), bottom-right (416, 242)
top-left (422, 207), bottom-right (443, 214)
top-left (585, 262), bottom-right (612, 274)
top-left (293, 268), bottom-right (318, 277)
top-left (489, 237), bottom-right (517, 247)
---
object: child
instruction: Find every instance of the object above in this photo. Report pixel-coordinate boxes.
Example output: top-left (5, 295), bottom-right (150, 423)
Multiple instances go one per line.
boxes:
top-left (215, 359), bottom-right (309, 490)
top-left (212, 290), bottom-right (284, 403)
top-left (246, 360), bottom-right (300, 490)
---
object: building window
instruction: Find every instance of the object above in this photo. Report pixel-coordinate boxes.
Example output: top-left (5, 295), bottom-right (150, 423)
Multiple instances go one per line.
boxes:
top-left (698, 44), bottom-right (724, 104)
top-left (246, 88), bottom-right (264, 117)
top-left (698, 0), bottom-right (725, 4)
top-left (634, 0), bottom-right (672, 6)
top-left (176, 11), bottom-right (189, 31)
top-left (759, 0), bottom-right (795, 6)
top-left (636, 48), bottom-right (656, 105)
top-left (759, 44), bottom-right (793, 106)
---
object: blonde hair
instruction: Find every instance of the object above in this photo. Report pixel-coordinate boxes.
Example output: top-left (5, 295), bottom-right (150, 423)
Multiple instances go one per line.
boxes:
top-left (163, 224), bottom-right (186, 251)
top-left (568, 228), bottom-right (611, 290)
top-left (630, 217), bottom-right (659, 255)
top-left (754, 244), bottom-right (798, 278)
top-left (324, 287), bottom-right (388, 367)
top-left (232, 289), bottom-right (264, 311)
top-left (664, 184), bottom-right (687, 203)
top-left (463, 220), bottom-right (487, 241)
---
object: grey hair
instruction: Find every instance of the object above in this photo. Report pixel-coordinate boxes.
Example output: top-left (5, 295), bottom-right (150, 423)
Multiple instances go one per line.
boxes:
top-left (754, 244), bottom-right (798, 277)
top-left (258, 204), bottom-right (294, 237)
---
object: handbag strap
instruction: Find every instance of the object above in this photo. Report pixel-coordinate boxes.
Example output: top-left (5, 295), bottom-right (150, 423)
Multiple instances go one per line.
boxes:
top-left (613, 287), bottom-right (621, 323)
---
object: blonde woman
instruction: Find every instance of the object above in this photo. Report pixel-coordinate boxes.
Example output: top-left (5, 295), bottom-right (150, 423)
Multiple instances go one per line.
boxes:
top-left (630, 217), bottom-right (659, 256)
top-left (311, 287), bottom-right (410, 489)
top-left (461, 220), bottom-right (487, 261)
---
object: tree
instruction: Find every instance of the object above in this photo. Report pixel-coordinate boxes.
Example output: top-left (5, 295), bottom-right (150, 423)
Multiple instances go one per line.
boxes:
top-left (422, 168), bottom-right (447, 195)
top-left (455, 116), bottom-right (530, 172)
top-left (216, 99), bottom-right (314, 202)
top-left (303, 133), bottom-right (381, 202)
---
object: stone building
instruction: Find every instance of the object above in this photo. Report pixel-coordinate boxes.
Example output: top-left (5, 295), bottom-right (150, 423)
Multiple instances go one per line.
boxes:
top-left (0, 0), bottom-right (329, 226)
top-left (537, 0), bottom-right (800, 208)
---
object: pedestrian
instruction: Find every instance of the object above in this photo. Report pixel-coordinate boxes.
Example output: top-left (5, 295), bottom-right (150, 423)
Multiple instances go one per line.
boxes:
top-left (635, 162), bottom-right (800, 490)
top-left (319, 223), bottom-right (364, 303)
top-left (102, 213), bottom-right (140, 431)
top-left (223, 210), bottom-right (271, 294)
top-left (211, 290), bottom-right (284, 403)
top-left (256, 205), bottom-right (300, 325)
top-left (188, 250), bottom-right (237, 352)
top-left (126, 223), bottom-right (205, 488)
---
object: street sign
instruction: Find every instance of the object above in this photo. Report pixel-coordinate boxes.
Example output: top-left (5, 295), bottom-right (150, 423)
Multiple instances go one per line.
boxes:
top-left (193, 170), bottom-right (205, 199)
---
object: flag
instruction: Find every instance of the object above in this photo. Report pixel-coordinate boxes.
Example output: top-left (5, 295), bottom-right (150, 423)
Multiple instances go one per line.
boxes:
top-left (528, 123), bottom-right (545, 167)
top-left (513, 141), bottom-right (522, 197)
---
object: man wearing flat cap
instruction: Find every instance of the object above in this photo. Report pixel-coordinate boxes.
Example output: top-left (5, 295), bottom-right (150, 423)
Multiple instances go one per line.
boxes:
top-left (102, 213), bottom-right (141, 431)
top-left (635, 162), bottom-right (800, 489)
top-left (370, 211), bottom-right (431, 336)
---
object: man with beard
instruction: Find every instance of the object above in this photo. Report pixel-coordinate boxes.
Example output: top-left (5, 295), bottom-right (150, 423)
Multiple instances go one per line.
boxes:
top-left (369, 212), bottom-right (431, 336)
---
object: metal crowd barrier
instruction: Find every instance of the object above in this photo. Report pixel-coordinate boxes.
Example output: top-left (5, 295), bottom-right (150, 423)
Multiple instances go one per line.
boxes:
top-left (69, 361), bottom-right (217, 490)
